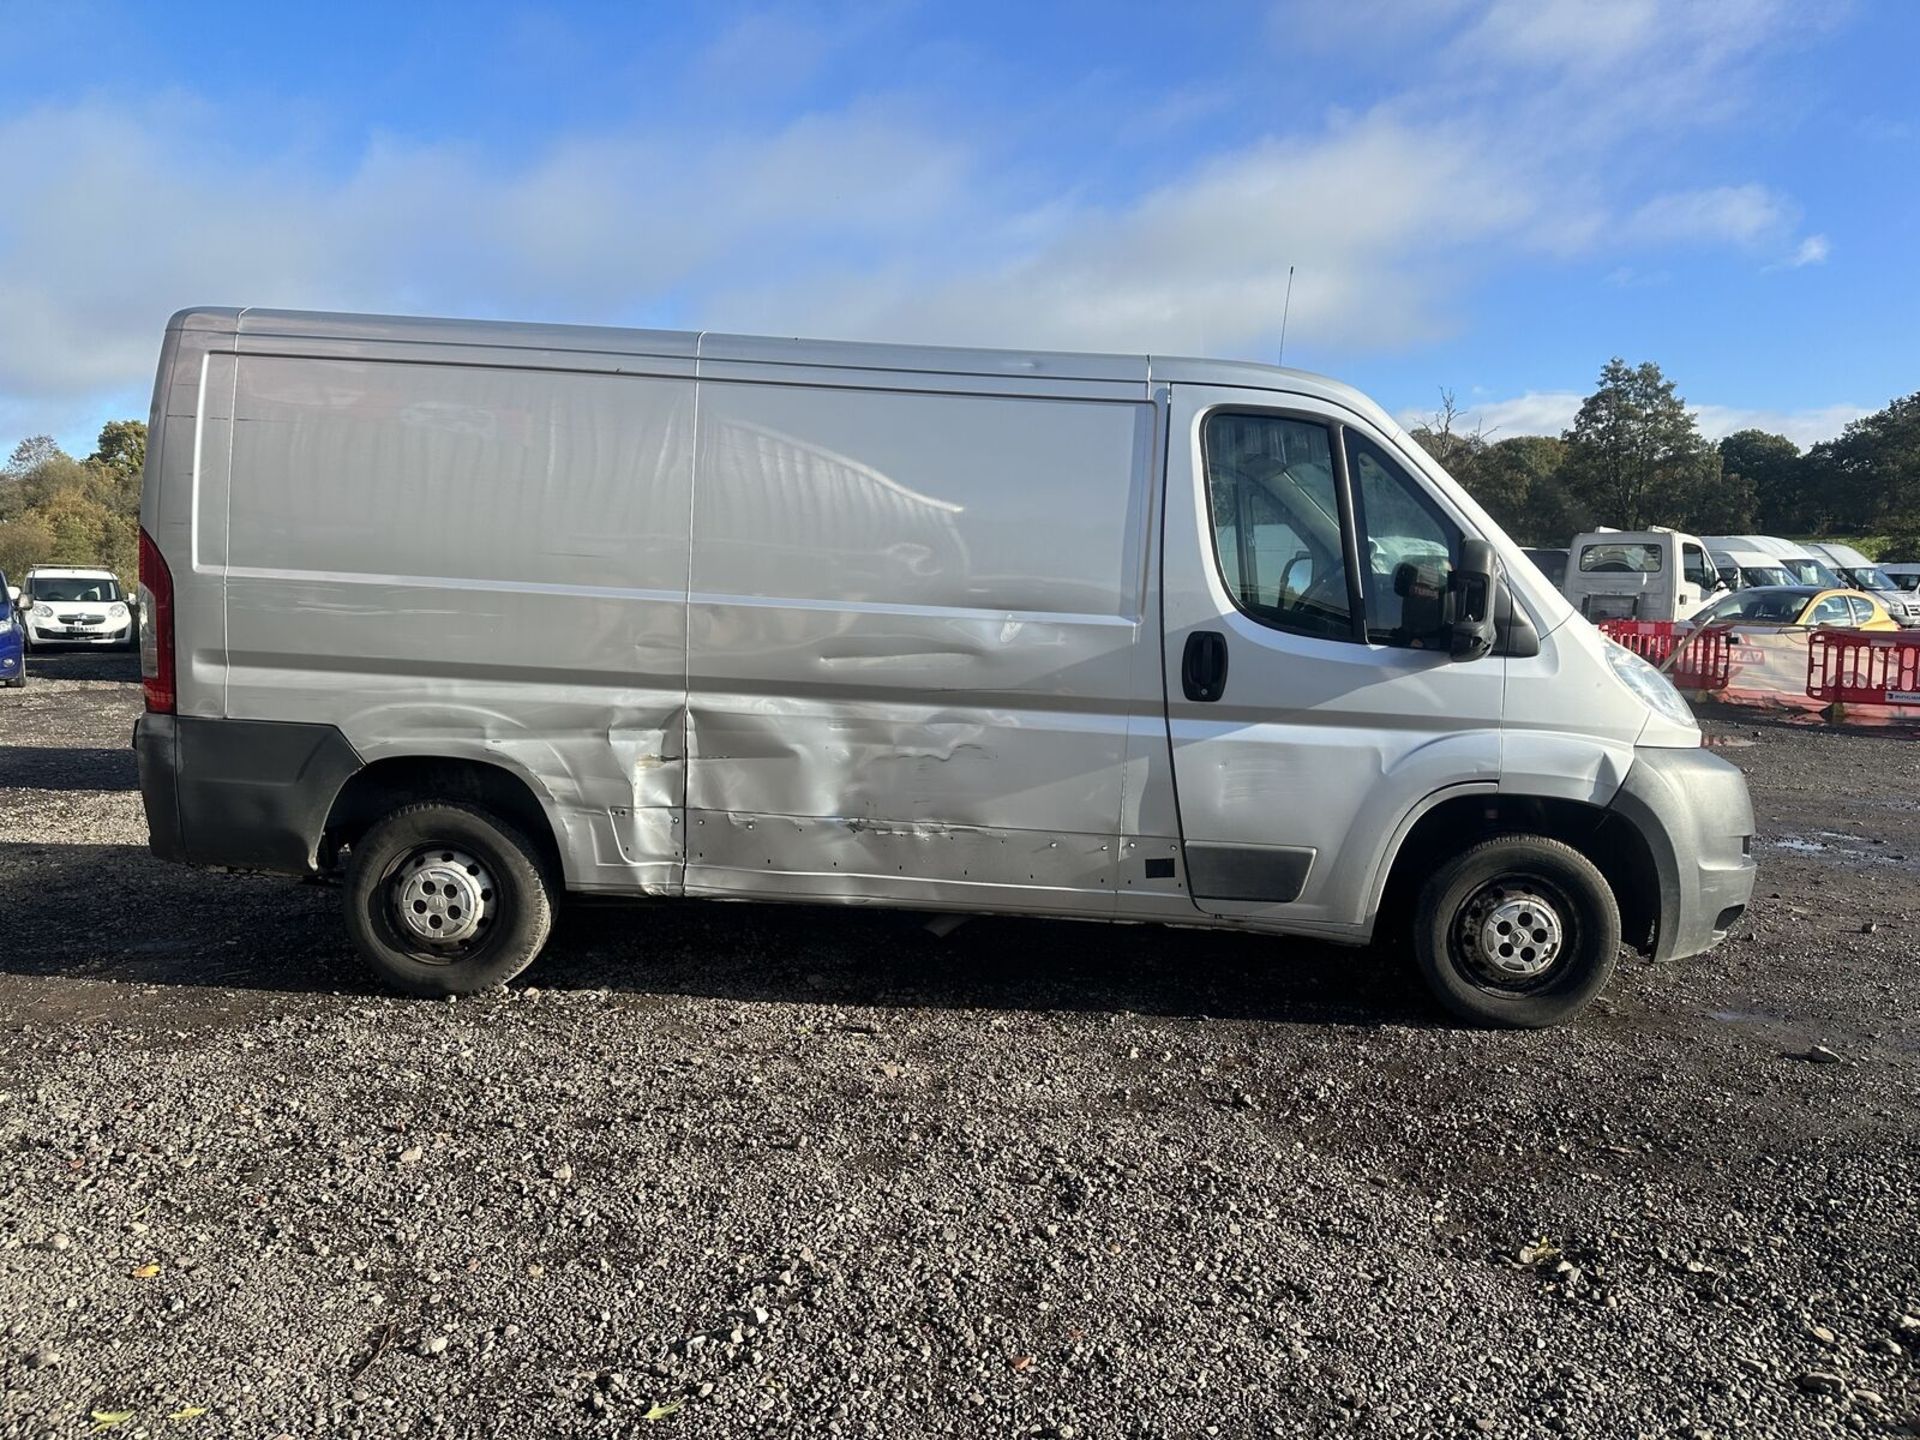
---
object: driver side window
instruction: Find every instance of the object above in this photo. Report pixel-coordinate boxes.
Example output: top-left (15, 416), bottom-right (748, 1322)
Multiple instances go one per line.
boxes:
top-left (1203, 413), bottom-right (1352, 642)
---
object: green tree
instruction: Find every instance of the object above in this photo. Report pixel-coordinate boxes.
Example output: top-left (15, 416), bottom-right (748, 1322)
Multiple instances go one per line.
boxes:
top-left (37, 487), bottom-right (115, 566)
top-left (0, 514), bottom-right (56, 581)
top-left (88, 420), bottom-right (147, 514)
top-left (0, 422), bottom-right (147, 585)
top-left (1408, 390), bottom-right (1487, 488)
top-left (90, 419), bottom-right (146, 479)
top-left (1679, 449), bottom-right (1753, 533)
top-left (1478, 435), bottom-right (1580, 544)
top-left (1719, 429), bottom-right (1804, 532)
top-left (1802, 392), bottom-right (1920, 537)
top-left (2, 453), bottom-right (93, 518)
top-left (5, 435), bottom-right (63, 474)
top-left (1558, 359), bottom-right (1715, 530)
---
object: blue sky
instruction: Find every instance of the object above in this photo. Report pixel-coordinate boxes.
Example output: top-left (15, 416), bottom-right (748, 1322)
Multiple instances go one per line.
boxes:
top-left (2, 0), bottom-right (1915, 455)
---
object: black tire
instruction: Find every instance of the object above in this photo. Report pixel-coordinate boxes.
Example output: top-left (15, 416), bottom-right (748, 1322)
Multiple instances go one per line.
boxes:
top-left (344, 800), bottom-right (554, 997)
top-left (1412, 834), bottom-right (1620, 1029)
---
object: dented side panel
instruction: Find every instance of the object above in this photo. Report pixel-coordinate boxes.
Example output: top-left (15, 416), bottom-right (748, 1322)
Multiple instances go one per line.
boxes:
top-left (684, 371), bottom-right (1161, 913)
top-left (219, 351), bottom-right (696, 890)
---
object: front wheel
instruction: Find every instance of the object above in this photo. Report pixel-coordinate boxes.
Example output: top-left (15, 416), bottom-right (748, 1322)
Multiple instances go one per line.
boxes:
top-left (1412, 834), bottom-right (1620, 1028)
top-left (344, 801), bottom-right (555, 997)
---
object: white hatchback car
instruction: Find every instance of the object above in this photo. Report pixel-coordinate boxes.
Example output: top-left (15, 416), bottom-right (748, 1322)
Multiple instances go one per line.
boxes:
top-left (22, 566), bottom-right (136, 650)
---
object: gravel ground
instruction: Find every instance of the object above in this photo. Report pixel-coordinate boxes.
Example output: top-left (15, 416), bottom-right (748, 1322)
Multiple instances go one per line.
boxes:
top-left (1, 652), bottom-right (1916, 1439)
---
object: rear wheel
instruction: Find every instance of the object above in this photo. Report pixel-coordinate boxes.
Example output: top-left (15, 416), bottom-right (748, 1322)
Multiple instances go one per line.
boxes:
top-left (344, 800), bottom-right (554, 997)
top-left (1412, 834), bottom-right (1620, 1028)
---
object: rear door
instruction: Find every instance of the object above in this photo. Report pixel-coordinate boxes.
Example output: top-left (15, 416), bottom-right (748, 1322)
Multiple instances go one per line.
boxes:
top-left (1159, 387), bottom-right (1503, 932)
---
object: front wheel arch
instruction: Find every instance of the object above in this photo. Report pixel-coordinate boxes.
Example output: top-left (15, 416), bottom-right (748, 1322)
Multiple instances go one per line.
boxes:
top-left (1374, 791), bottom-right (1657, 956)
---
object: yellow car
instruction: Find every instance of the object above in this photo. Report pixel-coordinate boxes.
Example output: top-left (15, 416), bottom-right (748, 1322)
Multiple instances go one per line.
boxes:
top-left (1691, 584), bottom-right (1902, 631)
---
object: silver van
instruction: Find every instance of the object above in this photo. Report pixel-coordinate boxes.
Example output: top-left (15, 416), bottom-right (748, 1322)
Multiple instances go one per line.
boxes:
top-left (132, 308), bottom-right (1755, 1027)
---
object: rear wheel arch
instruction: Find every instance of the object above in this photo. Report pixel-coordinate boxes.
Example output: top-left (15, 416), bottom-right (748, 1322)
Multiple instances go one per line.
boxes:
top-left (1375, 790), bottom-right (1659, 955)
top-left (322, 754), bottom-right (565, 883)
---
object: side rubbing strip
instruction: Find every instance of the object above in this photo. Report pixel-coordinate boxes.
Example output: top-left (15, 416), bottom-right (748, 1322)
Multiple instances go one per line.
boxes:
top-left (1184, 843), bottom-right (1315, 903)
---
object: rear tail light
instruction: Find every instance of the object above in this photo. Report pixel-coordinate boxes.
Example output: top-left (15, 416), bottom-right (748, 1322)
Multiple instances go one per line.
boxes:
top-left (138, 527), bottom-right (175, 713)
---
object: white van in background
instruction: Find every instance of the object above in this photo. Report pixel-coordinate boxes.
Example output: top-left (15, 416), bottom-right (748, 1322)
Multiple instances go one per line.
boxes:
top-left (1704, 535), bottom-right (1845, 590)
top-left (1705, 544), bottom-right (1793, 591)
top-left (1561, 529), bottom-right (1724, 622)
top-left (1804, 541), bottom-right (1918, 626)
top-left (131, 308), bottom-right (1755, 1028)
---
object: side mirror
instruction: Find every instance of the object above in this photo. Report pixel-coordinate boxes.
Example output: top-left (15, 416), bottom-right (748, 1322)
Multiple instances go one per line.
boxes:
top-left (1449, 538), bottom-right (1497, 661)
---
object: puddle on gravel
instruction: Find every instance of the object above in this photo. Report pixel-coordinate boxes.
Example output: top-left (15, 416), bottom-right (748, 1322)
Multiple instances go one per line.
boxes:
top-left (1764, 832), bottom-right (1909, 865)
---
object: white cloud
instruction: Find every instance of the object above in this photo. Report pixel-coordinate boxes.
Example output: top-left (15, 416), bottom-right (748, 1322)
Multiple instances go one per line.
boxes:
top-left (1398, 391), bottom-right (1583, 441)
top-left (1689, 401), bottom-right (1865, 447)
top-left (1788, 233), bottom-right (1831, 266)
top-left (1626, 184), bottom-right (1794, 247)
top-left (0, 96), bottom-right (973, 402)
top-left (1403, 393), bottom-right (1866, 448)
top-left (717, 113), bottom-right (1538, 355)
top-left (1464, 0), bottom-right (1666, 71)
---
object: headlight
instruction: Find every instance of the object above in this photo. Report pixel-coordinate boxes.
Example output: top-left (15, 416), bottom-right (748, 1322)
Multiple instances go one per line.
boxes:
top-left (32, 603), bottom-right (52, 618)
top-left (109, 602), bottom-right (129, 621)
top-left (1605, 640), bottom-right (1697, 728)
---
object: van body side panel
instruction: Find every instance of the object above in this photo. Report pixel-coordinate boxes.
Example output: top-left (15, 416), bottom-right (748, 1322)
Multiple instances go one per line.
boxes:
top-left (683, 367), bottom-right (1158, 915)
top-left (218, 352), bottom-right (696, 891)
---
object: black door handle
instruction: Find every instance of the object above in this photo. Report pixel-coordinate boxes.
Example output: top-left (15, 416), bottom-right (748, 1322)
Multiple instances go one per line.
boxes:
top-left (1182, 630), bottom-right (1229, 702)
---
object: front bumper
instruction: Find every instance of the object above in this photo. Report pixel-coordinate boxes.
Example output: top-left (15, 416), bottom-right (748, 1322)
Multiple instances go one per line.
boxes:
top-left (27, 621), bottom-right (132, 646)
top-left (1609, 745), bottom-right (1757, 962)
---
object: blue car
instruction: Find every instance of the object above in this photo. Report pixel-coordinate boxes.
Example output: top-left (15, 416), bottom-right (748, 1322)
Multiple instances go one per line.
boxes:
top-left (0, 570), bottom-right (25, 686)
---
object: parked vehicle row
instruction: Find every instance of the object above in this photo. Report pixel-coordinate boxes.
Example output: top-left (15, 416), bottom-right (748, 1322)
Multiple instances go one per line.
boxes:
top-left (1524, 528), bottom-right (1917, 629)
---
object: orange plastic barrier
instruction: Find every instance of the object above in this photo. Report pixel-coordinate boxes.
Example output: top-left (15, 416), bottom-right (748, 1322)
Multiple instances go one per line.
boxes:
top-left (1596, 618), bottom-right (1677, 665)
top-left (1670, 625), bottom-right (1731, 691)
top-left (1806, 630), bottom-right (1920, 705)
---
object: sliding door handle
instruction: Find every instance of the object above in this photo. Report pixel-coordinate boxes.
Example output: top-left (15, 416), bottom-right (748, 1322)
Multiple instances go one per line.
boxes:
top-left (1182, 630), bottom-right (1229, 702)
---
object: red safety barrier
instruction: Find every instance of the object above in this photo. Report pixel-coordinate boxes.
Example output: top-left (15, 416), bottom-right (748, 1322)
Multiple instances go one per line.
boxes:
top-left (1806, 630), bottom-right (1920, 705)
top-left (1596, 618), bottom-right (1677, 665)
top-left (1670, 624), bottom-right (1731, 690)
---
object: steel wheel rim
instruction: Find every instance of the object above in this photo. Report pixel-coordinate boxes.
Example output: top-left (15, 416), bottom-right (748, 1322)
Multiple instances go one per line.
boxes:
top-left (1449, 873), bottom-right (1575, 994)
top-left (386, 845), bottom-right (498, 962)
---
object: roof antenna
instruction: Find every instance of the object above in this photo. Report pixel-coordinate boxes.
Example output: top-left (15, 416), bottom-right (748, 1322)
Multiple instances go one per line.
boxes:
top-left (1277, 265), bottom-right (1295, 368)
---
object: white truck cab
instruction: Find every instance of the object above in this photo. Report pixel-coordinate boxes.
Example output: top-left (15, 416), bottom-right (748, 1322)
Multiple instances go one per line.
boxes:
top-left (131, 308), bottom-right (1756, 1028)
top-left (1562, 529), bottom-right (1724, 622)
top-left (20, 566), bottom-right (135, 650)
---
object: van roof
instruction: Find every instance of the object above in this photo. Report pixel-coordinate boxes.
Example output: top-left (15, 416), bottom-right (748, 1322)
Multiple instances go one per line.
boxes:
top-left (26, 565), bottom-right (117, 577)
top-left (167, 306), bottom-right (1406, 434)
